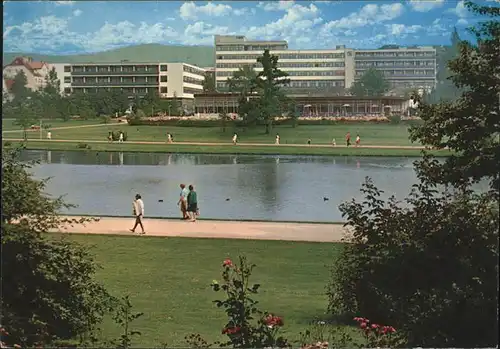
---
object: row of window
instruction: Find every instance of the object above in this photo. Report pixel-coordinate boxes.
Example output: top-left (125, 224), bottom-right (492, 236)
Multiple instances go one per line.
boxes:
top-left (216, 61), bottom-right (345, 69)
top-left (71, 77), bottom-right (158, 84)
top-left (355, 70), bottom-right (435, 76)
top-left (216, 44), bottom-right (287, 51)
top-left (216, 52), bottom-right (345, 60)
top-left (355, 51), bottom-right (435, 57)
top-left (66, 87), bottom-right (158, 94)
top-left (184, 87), bottom-right (203, 95)
top-left (183, 76), bottom-right (204, 84)
top-left (390, 81), bottom-right (435, 88)
top-left (216, 80), bottom-right (345, 89)
top-left (183, 65), bottom-right (205, 75)
top-left (68, 65), bottom-right (159, 73)
top-left (216, 70), bottom-right (345, 77)
top-left (66, 76), bottom-right (163, 83)
top-left (356, 61), bottom-right (435, 68)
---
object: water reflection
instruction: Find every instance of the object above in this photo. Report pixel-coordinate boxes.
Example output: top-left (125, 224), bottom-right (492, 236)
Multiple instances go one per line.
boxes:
top-left (18, 150), bottom-right (489, 222)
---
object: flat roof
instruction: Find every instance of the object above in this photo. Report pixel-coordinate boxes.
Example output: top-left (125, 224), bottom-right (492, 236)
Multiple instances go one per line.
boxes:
top-left (194, 92), bottom-right (407, 101)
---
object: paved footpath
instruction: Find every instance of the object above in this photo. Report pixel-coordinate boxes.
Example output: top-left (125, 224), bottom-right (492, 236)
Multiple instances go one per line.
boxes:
top-left (3, 137), bottom-right (427, 150)
top-left (55, 216), bottom-right (352, 243)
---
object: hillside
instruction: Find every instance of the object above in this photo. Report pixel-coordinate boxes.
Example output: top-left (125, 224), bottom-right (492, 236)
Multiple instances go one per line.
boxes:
top-left (3, 44), bottom-right (215, 67)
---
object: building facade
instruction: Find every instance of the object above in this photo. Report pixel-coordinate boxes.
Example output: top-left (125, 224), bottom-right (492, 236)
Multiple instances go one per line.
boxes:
top-left (55, 62), bottom-right (205, 100)
top-left (354, 47), bottom-right (437, 92)
top-left (214, 35), bottom-right (355, 94)
top-left (3, 56), bottom-right (51, 92)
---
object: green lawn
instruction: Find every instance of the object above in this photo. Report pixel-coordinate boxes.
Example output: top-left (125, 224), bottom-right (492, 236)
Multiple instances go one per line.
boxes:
top-left (12, 123), bottom-right (418, 146)
top-left (4, 140), bottom-right (451, 157)
top-left (56, 233), bottom-right (347, 347)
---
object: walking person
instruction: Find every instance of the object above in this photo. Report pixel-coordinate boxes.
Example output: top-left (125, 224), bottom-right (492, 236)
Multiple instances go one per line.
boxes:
top-left (130, 194), bottom-right (145, 234)
top-left (232, 133), bottom-right (238, 145)
top-left (187, 184), bottom-right (198, 222)
top-left (355, 133), bottom-right (361, 147)
top-left (332, 138), bottom-right (336, 146)
top-left (167, 133), bottom-right (172, 143)
top-left (275, 134), bottom-right (280, 145)
top-left (345, 132), bottom-right (351, 147)
top-left (177, 183), bottom-right (189, 220)
top-left (108, 132), bottom-right (113, 143)
top-left (47, 131), bottom-right (52, 140)
top-left (119, 131), bottom-right (124, 143)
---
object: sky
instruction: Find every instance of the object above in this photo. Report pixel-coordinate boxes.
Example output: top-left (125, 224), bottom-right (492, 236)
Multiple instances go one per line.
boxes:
top-left (2, 0), bottom-right (499, 55)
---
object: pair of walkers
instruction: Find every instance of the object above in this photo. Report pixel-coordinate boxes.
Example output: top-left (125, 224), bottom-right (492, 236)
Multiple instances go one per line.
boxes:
top-left (177, 184), bottom-right (199, 222)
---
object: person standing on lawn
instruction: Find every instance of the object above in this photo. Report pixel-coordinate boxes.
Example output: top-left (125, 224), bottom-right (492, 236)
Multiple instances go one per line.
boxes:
top-left (187, 184), bottom-right (198, 222)
top-left (346, 132), bottom-right (351, 147)
top-left (177, 183), bottom-right (189, 220)
top-left (130, 194), bottom-right (145, 234)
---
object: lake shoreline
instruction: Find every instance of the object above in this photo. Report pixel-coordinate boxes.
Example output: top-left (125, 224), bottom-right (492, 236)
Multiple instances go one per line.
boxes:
top-left (4, 140), bottom-right (450, 157)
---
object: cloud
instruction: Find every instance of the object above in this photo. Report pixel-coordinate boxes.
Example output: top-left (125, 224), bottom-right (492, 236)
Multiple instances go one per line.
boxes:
top-left (257, 1), bottom-right (295, 11)
top-left (321, 3), bottom-right (404, 32)
top-left (245, 3), bottom-right (322, 45)
top-left (386, 24), bottom-right (423, 37)
top-left (179, 2), bottom-right (233, 20)
top-left (72, 9), bottom-right (82, 17)
top-left (54, 1), bottom-right (74, 5)
top-left (3, 15), bottom-right (179, 53)
top-left (408, 0), bottom-right (445, 12)
top-left (183, 21), bottom-right (232, 45)
top-left (448, 1), bottom-right (469, 18)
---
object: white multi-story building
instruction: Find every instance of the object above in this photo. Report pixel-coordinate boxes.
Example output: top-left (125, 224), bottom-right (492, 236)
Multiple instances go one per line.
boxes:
top-left (214, 35), bottom-right (355, 93)
top-left (354, 47), bottom-right (437, 92)
top-left (55, 62), bottom-right (205, 101)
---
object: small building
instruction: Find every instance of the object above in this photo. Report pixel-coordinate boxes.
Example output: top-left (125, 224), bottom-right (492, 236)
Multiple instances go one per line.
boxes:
top-left (194, 92), bottom-right (409, 116)
top-left (3, 56), bottom-right (51, 91)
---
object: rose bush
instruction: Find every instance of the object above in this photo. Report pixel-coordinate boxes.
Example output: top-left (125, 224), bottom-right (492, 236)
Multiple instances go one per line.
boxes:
top-left (210, 256), bottom-right (290, 348)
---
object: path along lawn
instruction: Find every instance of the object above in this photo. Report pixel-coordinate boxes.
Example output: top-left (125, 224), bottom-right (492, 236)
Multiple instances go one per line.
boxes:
top-left (55, 233), bottom-right (346, 347)
top-left (1, 119), bottom-right (103, 131)
top-left (7, 140), bottom-right (447, 157)
top-left (15, 122), bottom-right (419, 146)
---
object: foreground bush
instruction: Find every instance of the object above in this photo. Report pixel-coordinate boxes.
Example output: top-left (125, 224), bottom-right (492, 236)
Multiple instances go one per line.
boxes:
top-left (1, 148), bottom-right (115, 347)
top-left (328, 179), bottom-right (499, 347)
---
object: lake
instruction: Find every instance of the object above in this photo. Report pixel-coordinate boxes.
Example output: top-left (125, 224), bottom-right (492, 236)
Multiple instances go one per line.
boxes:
top-left (21, 150), bottom-right (446, 222)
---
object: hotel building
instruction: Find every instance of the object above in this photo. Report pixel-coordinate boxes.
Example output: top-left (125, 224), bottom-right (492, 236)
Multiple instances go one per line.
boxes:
top-left (214, 35), bottom-right (355, 94)
top-left (52, 62), bottom-right (206, 101)
top-left (3, 56), bottom-right (52, 92)
top-left (354, 47), bottom-right (437, 92)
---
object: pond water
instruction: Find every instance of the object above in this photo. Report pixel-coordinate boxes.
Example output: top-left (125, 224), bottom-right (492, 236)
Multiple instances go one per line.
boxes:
top-left (19, 150), bottom-right (470, 222)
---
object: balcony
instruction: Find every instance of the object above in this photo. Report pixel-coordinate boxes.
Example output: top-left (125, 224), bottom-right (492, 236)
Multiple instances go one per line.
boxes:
top-left (354, 55), bottom-right (435, 60)
top-left (71, 70), bottom-right (159, 76)
top-left (356, 65), bottom-right (435, 70)
top-left (71, 80), bottom-right (159, 86)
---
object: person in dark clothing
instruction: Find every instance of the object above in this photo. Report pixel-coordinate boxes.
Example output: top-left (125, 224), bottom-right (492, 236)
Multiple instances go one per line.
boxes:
top-left (187, 184), bottom-right (198, 222)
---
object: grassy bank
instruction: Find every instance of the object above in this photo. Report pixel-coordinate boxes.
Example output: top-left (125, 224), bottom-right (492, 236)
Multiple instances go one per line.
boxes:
top-left (54, 233), bottom-right (347, 346)
top-left (6, 122), bottom-right (418, 146)
top-left (3, 140), bottom-right (451, 157)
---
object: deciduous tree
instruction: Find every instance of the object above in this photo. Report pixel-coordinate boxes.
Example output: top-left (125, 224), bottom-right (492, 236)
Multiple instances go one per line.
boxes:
top-left (328, 2), bottom-right (499, 347)
top-left (349, 68), bottom-right (389, 97)
top-left (1, 148), bottom-right (115, 347)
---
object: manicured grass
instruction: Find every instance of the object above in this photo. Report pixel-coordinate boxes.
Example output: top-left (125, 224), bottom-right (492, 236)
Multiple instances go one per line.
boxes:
top-left (3, 140), bottom-right (452, 157)
top-left (15, 123), bottom-right (418, 146)
top-left (55, 233), bottom-right (346, 346)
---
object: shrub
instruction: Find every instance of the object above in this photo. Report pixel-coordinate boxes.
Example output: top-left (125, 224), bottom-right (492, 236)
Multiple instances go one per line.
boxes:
top-left (209, 256), bottom-right (290, 348)
top-left (4, 141), bottom-right (12, 147)
top-left (76, 142), bottom-right (90, 149)
top-left (388, 114), bottom-right (401, 124)
top-left (111, 131), bottom-right (128, 142)
top-left (328, 179), bottom-right (499, 347)
top-left (1, 149), bottom-right (114, 346)
top-left (101, 116), bottom-right (112, 124)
